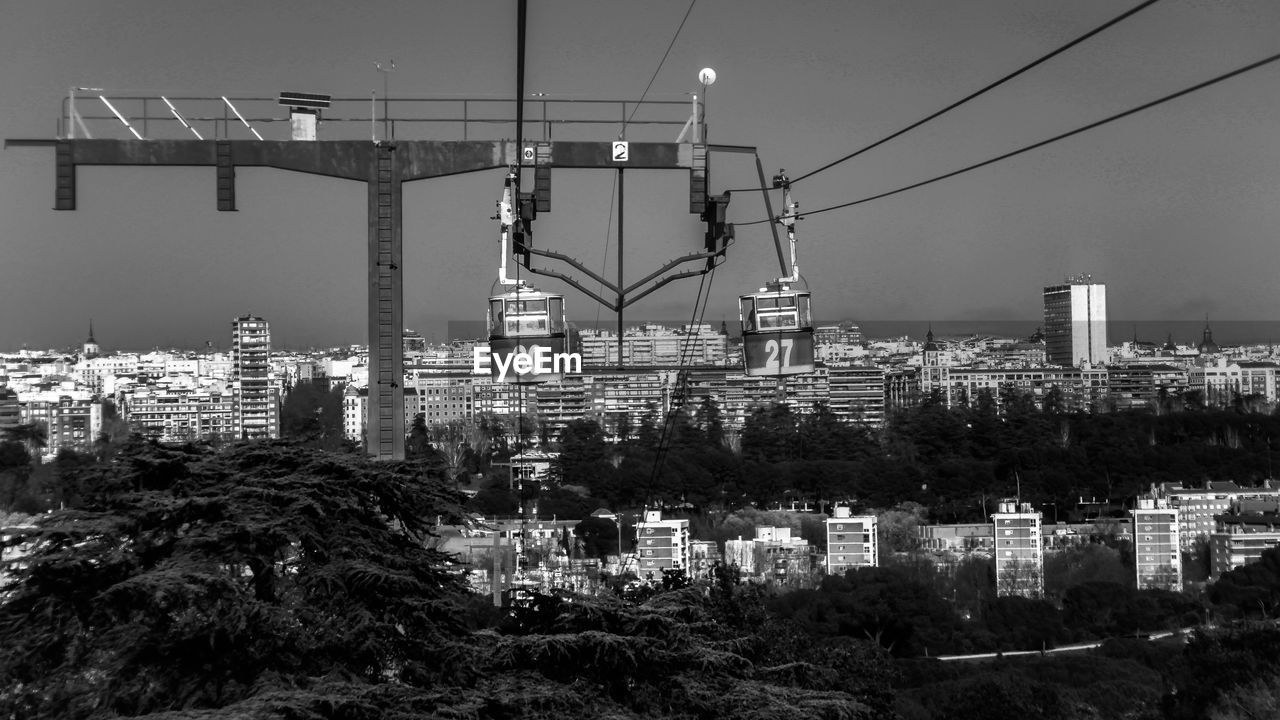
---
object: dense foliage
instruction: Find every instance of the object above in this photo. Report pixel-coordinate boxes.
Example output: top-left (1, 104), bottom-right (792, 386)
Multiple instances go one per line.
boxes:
top-left (278, 380), bottom-right (349, 452)
top-left (534, 398), bottom-right (1280, 524)
top-left (4, 439), bottom-right (1280, 718)
top-left (0, 440), bottom-right (896, 719)
top-left (0, 440), bottom-right (470, 718)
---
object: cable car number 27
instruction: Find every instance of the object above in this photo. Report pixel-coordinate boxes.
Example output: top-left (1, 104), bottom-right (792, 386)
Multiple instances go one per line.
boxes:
top-left (765, 338), bottom-right (794, 369)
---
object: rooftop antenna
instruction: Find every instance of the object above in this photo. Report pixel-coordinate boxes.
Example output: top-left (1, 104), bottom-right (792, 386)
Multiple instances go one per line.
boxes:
top-left (375, 58), bottom-right (395, 141)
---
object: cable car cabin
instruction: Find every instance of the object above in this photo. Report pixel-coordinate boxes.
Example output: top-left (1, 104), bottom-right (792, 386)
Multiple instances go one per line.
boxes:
top-left (486, 287), bottom-right (572, 383)
top-left (738, 286), bottom-right (815, 376)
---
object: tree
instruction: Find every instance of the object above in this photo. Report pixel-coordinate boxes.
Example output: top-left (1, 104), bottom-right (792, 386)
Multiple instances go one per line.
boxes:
top-left (1042, 543), bottom-right (1128, 601)
top-left (877, 502), bottom-right (926, 556)
top-left (636, 402), bottom-right (661, 450)
top-left (772, 566), bottom-right (963, 657)
top-left (279, 381), bottom-right (346, 450)
top-left (573, 515), bottom-right (620, 559)
top-left (554, 418), bottom-right (610, 487)
top-left (741, 404), bottom-right (798, 463)
top-left (2, 421), bottom-right (47, 459)
top-left (695, 396), bottom-right (726, 447)
top-left (429, 418), bottom-right (485, 483)
top-left (405, 412), bottom-right (432, 459)
top-left (996, 557), bottom-right (1044, 599)
top-left (38, 448), bottom-right (95, 510)
top-left (0, 440), bottom-right (34, 512)
top-left (0, 440), bottom-right (473, 719)
top-left (95, 399), bottom-right (133, 459)
top-left (487, 584), bottom-right (885, 719)
top-left (1209, 544), bottom-right (1280, 618)
top-left (1165, 624), bottom-right (1280, 720)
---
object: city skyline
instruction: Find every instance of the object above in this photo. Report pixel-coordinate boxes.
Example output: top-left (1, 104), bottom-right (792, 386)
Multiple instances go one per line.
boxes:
top-left (8, 317), bottom-right (1280, 355)
top-left (3, 1), bottom-right (1279, 350)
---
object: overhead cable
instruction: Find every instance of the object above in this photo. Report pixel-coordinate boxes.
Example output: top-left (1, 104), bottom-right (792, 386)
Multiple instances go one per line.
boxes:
top-left (619, 0), bottom-right (698, 139)
top-left (644, 261), bottom-right (717, 507)
top-left (736, 50), bottom-right (1280, 226)
top-left (729, 0), bottom-right (1163, 192)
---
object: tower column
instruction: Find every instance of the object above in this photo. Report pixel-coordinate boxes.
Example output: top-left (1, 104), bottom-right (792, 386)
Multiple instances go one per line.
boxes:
top-left (366, 143), bottom-right (405, 460)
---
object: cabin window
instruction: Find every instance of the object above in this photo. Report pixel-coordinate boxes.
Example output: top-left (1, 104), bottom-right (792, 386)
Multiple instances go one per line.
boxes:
top-left (506, 299), bottom-right (548, 315)
top-left (488, 300), bottom-right (505, 335)
top-left (548, 297), bottom-right (565, 333)
top-left (758, 311), bottom-right (798, 330)
top-left (739, 297), bottom-right (757, 331)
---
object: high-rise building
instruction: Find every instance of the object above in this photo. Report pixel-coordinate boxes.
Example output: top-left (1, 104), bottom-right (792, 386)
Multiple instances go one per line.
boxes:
top-left (825, 506), bottom-right (878, 574)
top-left (231, 314), bottom-right (279, 439)
top-left (827, 366), bottom-right (886, 426)
top-left (1132, 497), bottom-right (1181, 591)
top-left (992, 500), bottom-right (1043, 598)
top-left (1043, 275), bottom-right (1107, 367)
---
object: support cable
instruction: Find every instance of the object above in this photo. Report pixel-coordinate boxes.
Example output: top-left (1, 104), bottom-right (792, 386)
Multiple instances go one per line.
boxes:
top-left (725, 0), bottom-right (1161, 192)
top-left (643, 260), bottom-right (717, 509)
top-left (780, 0), bottom-right (1163, 187)
top-left (593, 173), bottom-right (620, 330)
top-left (618, 0), bottom-right (698, 139)
top-left (736, 50), bottom-right (1280, 226)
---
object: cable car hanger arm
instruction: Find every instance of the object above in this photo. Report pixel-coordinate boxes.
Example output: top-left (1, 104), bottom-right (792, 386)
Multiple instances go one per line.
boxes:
top-left (522, 246), bottom-right (617, 293)
top-left (622, 263), bottom-right (720, 309)
top-left (495, 168), bottom-right (520, 286)
top-left (621, 250), bottom-right (723, 297)
top-left (754, 155), bottom-right (787, 277)
top-left (518, 266), bottom-right (618, 311)
top-left (773, 170), bottom-right (800, 285)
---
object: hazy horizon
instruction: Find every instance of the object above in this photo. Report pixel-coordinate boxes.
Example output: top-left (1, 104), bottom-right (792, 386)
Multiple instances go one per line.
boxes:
top-left (10, 318), bottom-right (1279, 355)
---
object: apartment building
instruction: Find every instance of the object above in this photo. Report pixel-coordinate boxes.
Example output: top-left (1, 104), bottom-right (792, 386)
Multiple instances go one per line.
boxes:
top-left (578, 323), bottom-right (727, 367)
top-left (123, 385), bottom-right (237, 444)
top-left (1132, 497), bottom-right (1181, 591)
top-left (827, 365), bottom-right (886, 426)
top-left (825, 506), bottom-right (878, 575)
top-left (19, 391), bottom-right (101, 458)
top-left (992, 500), bottom-right (1044, 598)
top-left (1159, 481), bottom-right (1280, 552)
top-left (635, 509), bottom-right (691, 578)
top-left (231, 315), bottom-right (279, 440)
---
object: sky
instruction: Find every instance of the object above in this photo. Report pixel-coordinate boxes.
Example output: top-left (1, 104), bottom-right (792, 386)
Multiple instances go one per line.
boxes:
top-left (2, 0), bottom-right (1278, 351)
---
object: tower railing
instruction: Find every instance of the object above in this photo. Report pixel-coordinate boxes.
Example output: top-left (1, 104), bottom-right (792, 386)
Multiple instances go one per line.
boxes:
top-left (58, 93), bottom-right (699, 143)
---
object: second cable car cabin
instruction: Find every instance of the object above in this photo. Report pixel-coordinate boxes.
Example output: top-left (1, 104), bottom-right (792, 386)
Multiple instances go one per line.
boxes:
top-left (483, 168), bottom-right (576, 384)
top-left (487, 285), bottom-right (573, 383)
top-left (738, 170), bottom-right (815, 377)
top-left (739, 283), bottom-right (815, 376)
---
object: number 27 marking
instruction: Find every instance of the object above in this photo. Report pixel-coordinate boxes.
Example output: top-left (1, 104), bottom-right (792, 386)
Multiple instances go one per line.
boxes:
top-left (765, 338), bottom-right (793, 368)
